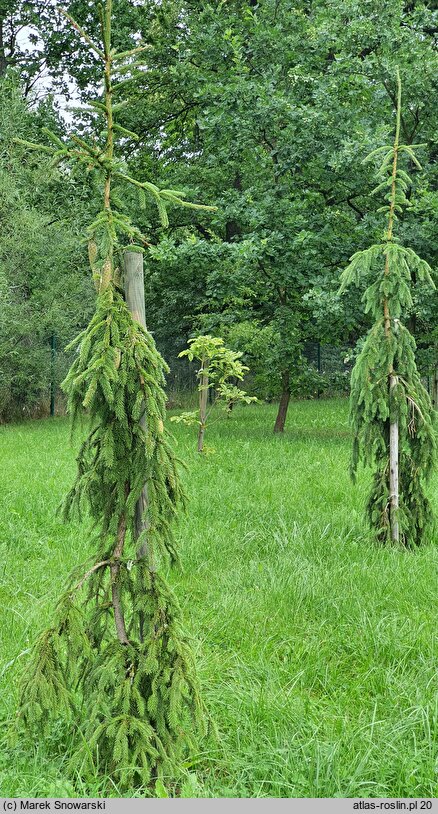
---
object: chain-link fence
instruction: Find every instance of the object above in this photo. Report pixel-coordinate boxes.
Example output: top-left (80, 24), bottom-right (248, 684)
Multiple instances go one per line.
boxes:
top-left (302, 342), bottom-right (352, 397)
top-left (162, 341), bottom-right (354, 404)
top-left (1, 334), bottom-right (436, 422)
top-left (0, 333), bottom-right (73, 422)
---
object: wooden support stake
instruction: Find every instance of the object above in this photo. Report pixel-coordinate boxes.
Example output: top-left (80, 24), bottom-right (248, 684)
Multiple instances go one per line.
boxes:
top-left (124, 249), bottom-right (146, 328)
top-left (124, 249), bottom-right (151, 565)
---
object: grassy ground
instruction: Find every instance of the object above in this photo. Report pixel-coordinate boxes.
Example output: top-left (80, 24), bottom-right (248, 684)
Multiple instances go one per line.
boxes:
top-left (0, 399), bottom-right (437, 798)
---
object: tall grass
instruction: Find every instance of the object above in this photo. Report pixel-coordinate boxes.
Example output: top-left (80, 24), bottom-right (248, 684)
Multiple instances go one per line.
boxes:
top-left (0, 400), bottom-right (437, 797)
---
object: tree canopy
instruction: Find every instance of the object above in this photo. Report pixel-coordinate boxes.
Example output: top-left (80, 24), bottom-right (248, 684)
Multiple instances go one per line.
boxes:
top-left (0, 0), bottom-right (437, 422)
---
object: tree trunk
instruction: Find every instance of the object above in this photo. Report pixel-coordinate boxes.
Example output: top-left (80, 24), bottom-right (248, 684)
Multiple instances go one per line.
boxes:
top-left (389, 374), bottom-right (399, 543)
top-left (433, 365), bottom-right (438, 411)
top-left (224, 172), bottom-right (242, 242)
top-left (0, 16), bottom-right (7, 78)
top-left (227, 375), bottom-right (238, 417)
top-left (197, 361), bottom-right (209, 453)
top-left (274, 370), bottom-right (290, 433)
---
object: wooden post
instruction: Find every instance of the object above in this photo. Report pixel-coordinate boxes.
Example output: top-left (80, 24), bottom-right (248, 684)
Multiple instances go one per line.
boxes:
top-left (123, 249), bottom-right (151, 568)
top-left (197, 358), bottom-right (209, 453)
top-left (124, 249), bottom-right (146, 327)
top-left (389, 374), bottom-right (399, 543)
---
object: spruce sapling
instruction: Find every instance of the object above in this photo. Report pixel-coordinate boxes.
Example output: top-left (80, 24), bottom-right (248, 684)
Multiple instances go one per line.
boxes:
top-left (14, 0), bottom-right (215, 787)
top-left (340, 69), bottom-right (436, 546)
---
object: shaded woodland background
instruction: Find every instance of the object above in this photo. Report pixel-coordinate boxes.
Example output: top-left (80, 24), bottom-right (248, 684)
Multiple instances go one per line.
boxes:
top-left (0, 0), bottom-right (437, 421)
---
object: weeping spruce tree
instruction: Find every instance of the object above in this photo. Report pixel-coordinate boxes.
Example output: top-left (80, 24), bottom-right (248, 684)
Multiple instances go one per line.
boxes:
top-left (340, 70), bottom-right (436, 547)
top-left (15, 1), bottom-right (213, 788)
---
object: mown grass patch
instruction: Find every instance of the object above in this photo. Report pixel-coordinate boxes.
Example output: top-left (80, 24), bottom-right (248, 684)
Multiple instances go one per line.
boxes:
top-left (0, 400), bottom-right (437, 797)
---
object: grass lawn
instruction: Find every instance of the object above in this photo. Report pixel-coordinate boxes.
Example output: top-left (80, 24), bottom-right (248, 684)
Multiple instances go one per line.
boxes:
top-left (0, 399), bottom-right (437, 798)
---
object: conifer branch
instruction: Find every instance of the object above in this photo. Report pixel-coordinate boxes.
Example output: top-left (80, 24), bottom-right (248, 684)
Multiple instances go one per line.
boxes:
top-left (72, 560), bottom-right (111, 593)
top-left (57, 7), bottom-right (105, 60)
top-left (113, 45), bottom-right (150, 61)
top-left (13, 137), bottom-right (55, 154)
top-left (115, 171), bottom-right (217, 219)
top-left (111, 503), bottom-right (129, 645)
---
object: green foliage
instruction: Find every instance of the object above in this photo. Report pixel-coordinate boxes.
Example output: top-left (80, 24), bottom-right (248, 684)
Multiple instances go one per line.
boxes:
top-left (18, 566), bottom-right (205, 787)
top-left (179, 335), bottom-right (252, 395)
top-left (170, 410), bottom-right (199, 428)
top-left (61, 285), bottom-right (185, 563)
top-left (172, 335), bottom-right (257, 448)
top-left (340, 71), bottom-right (437, 546)
top-left (3, 0), bottom-right (438, 405)
top-left (15, 0), bottom-right (207, 787)
top-left (125, 0), bottom-right (438, 413)
top-left (0, 76), bottom-right (95, 421)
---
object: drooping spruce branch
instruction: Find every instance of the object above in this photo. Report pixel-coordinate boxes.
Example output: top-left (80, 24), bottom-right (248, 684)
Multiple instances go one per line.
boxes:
top-left (339, 68), bottom-right (437, 547)
top-left (15, 0), bottom-right (212, 788)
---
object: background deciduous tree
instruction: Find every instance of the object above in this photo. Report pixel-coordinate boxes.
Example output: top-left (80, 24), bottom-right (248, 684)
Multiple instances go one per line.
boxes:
top-left (0, 0), bottom-right (437, 420)
top-left (0, 75), bottom-right (94, 419)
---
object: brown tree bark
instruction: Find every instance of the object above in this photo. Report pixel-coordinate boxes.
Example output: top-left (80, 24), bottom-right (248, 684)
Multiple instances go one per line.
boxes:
top-left (0, 15), bottom-right (7, 77)
top-left (273, 370), bottom-right (290, 433)
top-left (224, 172), bottom-right (241, 242)
top-left (433, 365), bottom-right (438, 411)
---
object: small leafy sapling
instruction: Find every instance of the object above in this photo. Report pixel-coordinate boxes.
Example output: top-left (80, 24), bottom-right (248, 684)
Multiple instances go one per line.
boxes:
top-left (339, 69), bottom-right (436, 546)
top-left (171, 335), bottom-right (256, 452)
